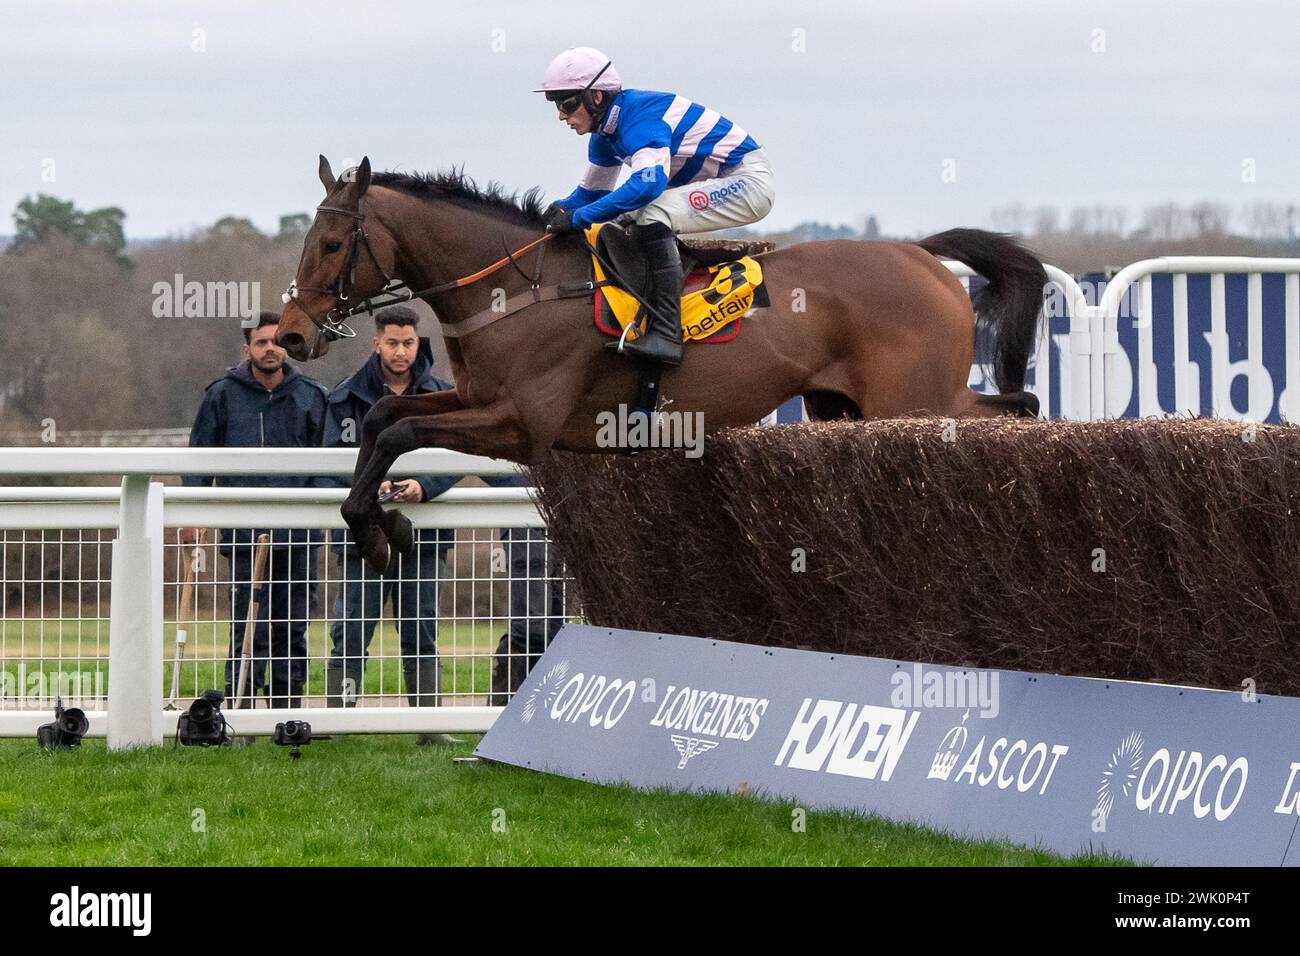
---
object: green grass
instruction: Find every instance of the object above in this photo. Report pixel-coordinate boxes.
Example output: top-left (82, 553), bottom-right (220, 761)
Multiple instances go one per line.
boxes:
top-left (0, 736), bottom-right (1130, 866)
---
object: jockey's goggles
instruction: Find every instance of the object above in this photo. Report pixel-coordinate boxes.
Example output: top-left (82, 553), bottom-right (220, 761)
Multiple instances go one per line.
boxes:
top-left (552, 92), bottom-right (583, 116)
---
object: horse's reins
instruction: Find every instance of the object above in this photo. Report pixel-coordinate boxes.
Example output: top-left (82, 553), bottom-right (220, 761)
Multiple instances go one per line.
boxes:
top-left (283, 198), bottom-right (668, 353)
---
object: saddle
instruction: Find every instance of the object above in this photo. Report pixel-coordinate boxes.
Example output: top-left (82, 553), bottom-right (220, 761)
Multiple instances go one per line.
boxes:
top-left (585, 223), bottom-right (773, 421)
top-left (594, 221), bottom-right (775, 299)
top-left (586, 222), bottom-right (771, 346)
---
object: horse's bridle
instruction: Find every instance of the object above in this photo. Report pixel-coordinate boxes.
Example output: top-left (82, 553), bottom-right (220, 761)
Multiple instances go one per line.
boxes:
top-left (282, 196), bottom-right (393, 349)
top-left (282, 194), bottom-right (559, 355)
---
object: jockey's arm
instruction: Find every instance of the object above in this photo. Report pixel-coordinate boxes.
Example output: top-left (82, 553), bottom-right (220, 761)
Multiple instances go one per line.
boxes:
top-left (554, 179), bottom-right (611, 211)
top-left (554, 133), bottom-right (620, 212)
top-left (571, 149), bottom-right (668, 227)
top-left (565, 122), bottom-right (673, 227)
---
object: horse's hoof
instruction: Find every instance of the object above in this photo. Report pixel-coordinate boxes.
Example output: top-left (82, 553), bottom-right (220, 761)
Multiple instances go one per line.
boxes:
top-left (364, 538), bottom-right (393, 576)
top-left (382, 509), bottom-right (415, 557)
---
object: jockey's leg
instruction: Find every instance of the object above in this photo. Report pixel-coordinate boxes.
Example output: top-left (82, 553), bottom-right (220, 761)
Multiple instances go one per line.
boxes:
top-left (609, 219), bottom-right (685, 367)
top-left (635, 148), bottom-right (776, 236)
top-left (612, 149), bottom-right (776, 366)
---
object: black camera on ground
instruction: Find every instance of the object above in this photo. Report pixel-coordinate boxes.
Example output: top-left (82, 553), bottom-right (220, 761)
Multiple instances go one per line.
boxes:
top-left (177, 689), bottom-right (231, 747)
top-left (272, 720), bottom-right (311, 747)
top-left (37, 700), bottom-right (89, 750)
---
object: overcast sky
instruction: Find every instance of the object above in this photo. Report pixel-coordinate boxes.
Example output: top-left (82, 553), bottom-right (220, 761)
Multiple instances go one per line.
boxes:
top-left (2, 0), bottom-right (1296, 239)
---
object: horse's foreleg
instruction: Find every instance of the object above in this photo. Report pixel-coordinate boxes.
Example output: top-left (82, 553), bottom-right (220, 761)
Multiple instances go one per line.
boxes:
top-left (350, 390), bottom-right (464, 487)
top-left (348, 403), bottom-right (531, 574)
top-left (342, 390), bottom-right (466, 569)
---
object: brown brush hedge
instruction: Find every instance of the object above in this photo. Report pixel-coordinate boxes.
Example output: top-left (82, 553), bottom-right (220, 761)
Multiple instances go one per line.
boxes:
top-left (530, 417), bottom-right (1300, 696)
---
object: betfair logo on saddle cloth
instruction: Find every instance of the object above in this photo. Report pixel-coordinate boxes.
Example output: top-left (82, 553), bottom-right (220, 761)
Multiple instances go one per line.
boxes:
top-left (586, 224), bottom-right (764, 344)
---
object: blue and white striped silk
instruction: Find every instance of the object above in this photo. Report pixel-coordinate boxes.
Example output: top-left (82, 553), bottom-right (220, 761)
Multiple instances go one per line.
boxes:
top-left (554, 89), bottom-right (760, 227)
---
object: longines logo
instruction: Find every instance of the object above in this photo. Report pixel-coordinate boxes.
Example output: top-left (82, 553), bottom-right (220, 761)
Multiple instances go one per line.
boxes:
top-left (671, 735), bottom-right (719, 769)
top-left (650, 684), bottom-right (770, 770)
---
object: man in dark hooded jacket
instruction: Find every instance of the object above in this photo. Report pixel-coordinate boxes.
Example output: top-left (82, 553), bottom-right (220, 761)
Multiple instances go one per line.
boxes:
top-left (181, 312), bottom-right (329, 709)
top-left (321, 307), bottom-right (461, 743)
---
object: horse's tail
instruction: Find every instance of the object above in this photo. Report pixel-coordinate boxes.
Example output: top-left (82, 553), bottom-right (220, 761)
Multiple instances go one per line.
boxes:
top-left (914, 228), bottom-right (1046, 395)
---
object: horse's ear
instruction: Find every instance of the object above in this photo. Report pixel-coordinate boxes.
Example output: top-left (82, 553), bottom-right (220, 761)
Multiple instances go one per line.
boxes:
top-left (355, 156), bottom-right (372, 193)
top-left (319, 155), bottom-right (336, 193)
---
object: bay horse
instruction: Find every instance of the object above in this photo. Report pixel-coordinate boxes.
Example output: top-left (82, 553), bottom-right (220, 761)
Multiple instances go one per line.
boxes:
top-left (278, 156), bottom-right (1047, 573)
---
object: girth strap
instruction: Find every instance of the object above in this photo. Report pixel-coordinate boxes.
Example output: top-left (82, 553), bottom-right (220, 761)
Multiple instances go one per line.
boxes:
top-left (438, 281), bottom-right (606, 338)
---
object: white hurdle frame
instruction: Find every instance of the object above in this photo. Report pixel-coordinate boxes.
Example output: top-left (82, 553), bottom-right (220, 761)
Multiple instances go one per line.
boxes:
top-left (945, 257), bottom-right (1300, 421)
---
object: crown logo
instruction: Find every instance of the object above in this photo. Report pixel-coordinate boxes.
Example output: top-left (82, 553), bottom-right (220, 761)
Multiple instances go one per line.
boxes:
top-left (928, 710), bottom-right (971, 781)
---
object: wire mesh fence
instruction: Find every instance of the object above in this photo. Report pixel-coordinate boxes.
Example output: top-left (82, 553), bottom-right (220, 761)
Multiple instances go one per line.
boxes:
top-left (161, 525), bottom-right (570, 711)
top-left (2, 524), bottom-right (572, 714)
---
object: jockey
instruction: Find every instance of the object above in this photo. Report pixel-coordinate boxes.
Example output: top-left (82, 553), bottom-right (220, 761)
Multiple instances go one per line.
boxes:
top-left (535, 46), bottom-right (775, 367)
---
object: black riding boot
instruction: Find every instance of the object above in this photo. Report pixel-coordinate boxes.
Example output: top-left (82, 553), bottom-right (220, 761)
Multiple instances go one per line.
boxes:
top-left (614, 221), bottom-right (684, 367)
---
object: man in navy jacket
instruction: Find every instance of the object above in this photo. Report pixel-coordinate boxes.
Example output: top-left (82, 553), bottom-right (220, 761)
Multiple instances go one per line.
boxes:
top-left (321, 307), bottom-right (460, 742)
top-left (182, 312), bottom-right (329, 709)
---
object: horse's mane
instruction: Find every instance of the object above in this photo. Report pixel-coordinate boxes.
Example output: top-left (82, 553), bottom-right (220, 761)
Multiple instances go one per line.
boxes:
top-left (371, 168), bottom-right (546, 228)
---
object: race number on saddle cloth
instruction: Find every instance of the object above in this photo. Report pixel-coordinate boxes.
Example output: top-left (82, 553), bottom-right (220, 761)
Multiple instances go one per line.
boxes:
top-left (584, 223), bottom-right (768, 344)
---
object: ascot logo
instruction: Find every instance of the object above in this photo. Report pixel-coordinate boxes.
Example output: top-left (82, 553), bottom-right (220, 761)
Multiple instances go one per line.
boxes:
top-left (928, 710), bottom-right (970, 781)
top-left (927, 717), bottom-right (1069, 796)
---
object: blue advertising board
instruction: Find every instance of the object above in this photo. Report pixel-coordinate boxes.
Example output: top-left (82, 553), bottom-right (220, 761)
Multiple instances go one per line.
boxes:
top-left (479, 625), bottom-right (1300, 866)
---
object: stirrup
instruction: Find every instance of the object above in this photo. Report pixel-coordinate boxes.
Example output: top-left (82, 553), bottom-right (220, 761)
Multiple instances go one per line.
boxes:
top-left (607, 327), bottom-right (683, 366)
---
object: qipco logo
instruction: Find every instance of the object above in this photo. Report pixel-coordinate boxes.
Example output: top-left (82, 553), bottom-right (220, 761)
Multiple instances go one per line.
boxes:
top-left (549, 672), bottom-right (638, 730)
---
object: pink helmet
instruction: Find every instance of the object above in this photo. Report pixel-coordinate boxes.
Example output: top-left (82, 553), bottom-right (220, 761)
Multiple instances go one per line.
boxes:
top-left (533, 47), bottom-right (622, 93)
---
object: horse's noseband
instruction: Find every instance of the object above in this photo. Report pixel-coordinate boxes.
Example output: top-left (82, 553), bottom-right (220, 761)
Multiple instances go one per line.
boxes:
top-left (281, 199), bottom-right (395, 345)
top-left (281, 278), bottom-right (356, 342)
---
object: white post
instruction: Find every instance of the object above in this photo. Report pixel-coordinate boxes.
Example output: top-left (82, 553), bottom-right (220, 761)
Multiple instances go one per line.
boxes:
top-left (107, 476), bottom-right (165, 749)
top-left (1285, 275), bottom-right (1300, 424)
top-left (1068, 307), bottom-right (1093, 420)
top-left (1102, 306), bottom-right (1122, 418)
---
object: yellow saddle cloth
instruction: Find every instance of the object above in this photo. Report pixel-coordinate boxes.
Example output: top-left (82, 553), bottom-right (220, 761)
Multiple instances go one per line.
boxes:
top-left (585, 224), bottom-right (764, 343)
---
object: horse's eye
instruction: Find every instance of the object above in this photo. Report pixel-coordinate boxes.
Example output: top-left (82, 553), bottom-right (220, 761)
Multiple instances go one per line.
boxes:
top-left (323, 241), bottom-right (342, 254)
